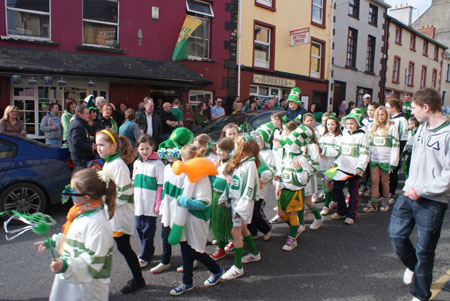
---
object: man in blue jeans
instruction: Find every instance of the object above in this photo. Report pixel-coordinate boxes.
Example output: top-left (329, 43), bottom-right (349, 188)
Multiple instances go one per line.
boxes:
top-left (388, 88), bottom-right (450, 301)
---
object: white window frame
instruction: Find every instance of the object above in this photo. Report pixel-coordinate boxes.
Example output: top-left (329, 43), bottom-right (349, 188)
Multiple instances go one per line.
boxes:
top-left (310, 42), bottom-right (322, 79)
top-left (186, 0), bottom-right (214, 17)
top-left (256, 0), bottom-right (273, 8)
top-left (189, 90), bottom-right (213, 106)
top-left (82, 0), bottom-right (119, 48)
top-left (312, 0), bottom-right (323, 24)
top-left (254, 25), bottom-right (271, 69)
top-left (5, 0), bottom-right (51, 40)
top-left (420, 66), bottom-right (426, 88)
top-left (187, 13), bottom-right (210, 59)
top-left (447, 63), bottom-right (450, 82)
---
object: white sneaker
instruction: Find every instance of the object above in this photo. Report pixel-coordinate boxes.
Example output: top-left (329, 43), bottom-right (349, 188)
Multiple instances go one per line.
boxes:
top-left (150, 262), bottom-right (171, 274)
top-left (263, 229), bottom-right (272, 241)
top-left (320, 207), bottom-right (331, 215)
top-left (241, 252), bottom-right (261, 264)
top-left (296, 225), bottom-right (306, 238)
top-left (312, 194), bottom-right (318, 203)
top-left (273, 206), bottom-right (278, 211)
top-left (270, 215), bottom-right (284, 224)
top-left (344, 217), bottom-right (354, 225)
top-left (318, 191), bottom-right (325, 200)
top-left (139, 259), bottom-right (150, 268)
top-left (211, 239), bottom-right (218, 245)
top-left (403, 268), bottom-right (414, 285)
top-left (282, 236), bottom-right (297, 251)
top-left (331, 213), bottom-right (346, 220)
top-left (176, 260), bottom-right (199, 273)
top-left (310, 217), bottom-right (324, 230)
top-left (221, 265), bottom-right (244, 280)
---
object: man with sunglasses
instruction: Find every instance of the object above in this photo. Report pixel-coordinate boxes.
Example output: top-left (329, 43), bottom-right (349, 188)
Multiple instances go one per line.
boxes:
top-left (211, 98), bottom-right (225, 121)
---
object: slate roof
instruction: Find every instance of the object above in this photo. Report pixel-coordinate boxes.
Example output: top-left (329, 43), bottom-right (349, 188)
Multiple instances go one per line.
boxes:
top-left (0, 47), bottom-right (212, 86)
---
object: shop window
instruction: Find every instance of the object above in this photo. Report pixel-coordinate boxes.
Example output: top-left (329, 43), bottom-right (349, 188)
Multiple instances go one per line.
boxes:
top-left (368, 4), bottom-right (377, 26)
top-left (420, 66), bottom-right (427, 89)
top-left (348, 0), bottom-right (359, 18)
top-left (310, 41), bottom-right (323, 79)
top-left (83, 0), bottom-right (119, 47)
top-left (392, 56), bottom-right (400, 83)
top-left (407, 62), bottom-right (414, 87)
top-left (6, 0), bottom-right (50, 39)
top-left (312, 0), bottom-right (325, 27)
top-left (366, 35), bottom-right (375, 73)
top-left (254, 23), bottom-right (274, 69)
top-left (346, 27), bottom-right (358, 68)
top-left (189, 90), bottom-right (213, 105)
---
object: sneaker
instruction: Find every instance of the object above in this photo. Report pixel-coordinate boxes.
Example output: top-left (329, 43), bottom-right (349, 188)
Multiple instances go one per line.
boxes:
top-left (139, 259), bottom-right (150, 268)
top-left (204, 268), bottom-right (224, 287)
top-left (221, 265), bottom-right (244, 280)
top-left (210, 248), bottom-right (227, 261)
top-left (252, 233), bottom-right (260, 240)
top-left (403, 268), bottom-right (414, 285)
top-left (329, 201), bottom-right (337, 209)
top-left (169, 283), bottom-right (193, 296)
top-left (362, 203), bottom-right (378, 213)
top-left (320, 206), bottom-right (331, 215)
top-left (318, 191), bottom-right (325, 200)
top-left (242, 252), bottom-right (261, 264)
top-left (331, 213), bottom-right (346, 220)
top-left (309, 217), bottom-right (324, 230)
top-left (263, 229), bottom-right (272, 241)
top-left (388, 197), bottom-right (396, 205)
top-left (120, 278), bottom-right (145, 294)
top-left (296, 225), bottom-right (306, 238)
top-left (176, 260), bottom-right (199, 273)
top-left (224, 241), bottom-right (234, 252)
top-left (312, 194), bottom-right (318, 203)
top-left (211, 239), bottom-right (218, 245)
top-left (282, 236), bottom-right (297, 251)
top-left (150, 262), bottom-right (171, 274)
top-left (379, 204), bottom-right (390, 212)
top-left (270, 215), bottom-right (284, 224)
top-left (344, 217), bottom-right (354, 225)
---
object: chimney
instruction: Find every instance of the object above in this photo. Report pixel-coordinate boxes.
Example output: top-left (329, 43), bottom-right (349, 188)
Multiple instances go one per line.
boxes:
top-left (419, 25), bottom-right (436, 39)
top-left (388, 3), bottom-right (413, 26)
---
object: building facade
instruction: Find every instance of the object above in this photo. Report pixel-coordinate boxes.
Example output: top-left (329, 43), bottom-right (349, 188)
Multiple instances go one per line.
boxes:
top-left (385, 16), bottom-right (447, 100)
top-left (0, 0), bottom-right (234, 138)
top-left (236, 0), bottom-right (332, 112)
top-left (330, 0), bottom-right (390, 113)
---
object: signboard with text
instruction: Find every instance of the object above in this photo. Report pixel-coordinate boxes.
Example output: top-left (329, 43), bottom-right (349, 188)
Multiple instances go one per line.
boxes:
top-left (290, 28), bottom-right (310, 46)
top-left (253, 74), bottom-right (296, 88)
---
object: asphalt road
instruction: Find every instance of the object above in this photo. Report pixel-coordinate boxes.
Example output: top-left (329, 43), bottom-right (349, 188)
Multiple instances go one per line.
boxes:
top-left (1, 194), bottom-right (450, 301)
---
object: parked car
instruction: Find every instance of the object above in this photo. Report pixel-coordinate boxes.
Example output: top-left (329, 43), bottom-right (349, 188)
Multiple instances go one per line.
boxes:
top-left (193, 111), bottom-right (275, 141)
top-left (0, 134), bottom-right (72, 215)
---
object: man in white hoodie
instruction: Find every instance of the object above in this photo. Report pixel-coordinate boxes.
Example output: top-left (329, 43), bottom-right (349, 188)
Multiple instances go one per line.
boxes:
top-left (388, 88), bottom-right (450, 301)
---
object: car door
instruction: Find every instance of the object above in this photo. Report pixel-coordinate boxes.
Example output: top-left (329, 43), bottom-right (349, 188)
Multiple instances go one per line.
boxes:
top-left (0, 139), bottom-right (16, 183)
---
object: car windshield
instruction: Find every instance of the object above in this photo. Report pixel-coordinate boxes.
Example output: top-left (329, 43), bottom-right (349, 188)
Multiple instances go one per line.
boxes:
top-left (202, 114), bottom-right (250, 135)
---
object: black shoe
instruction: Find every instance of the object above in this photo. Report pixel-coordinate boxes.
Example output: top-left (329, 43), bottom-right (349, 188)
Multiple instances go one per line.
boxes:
top-left (120, 279), bottom-right (145, 294)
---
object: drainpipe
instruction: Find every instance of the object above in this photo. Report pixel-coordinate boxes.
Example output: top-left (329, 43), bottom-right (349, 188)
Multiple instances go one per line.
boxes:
top-left (237, 0), bottom-right (242, 97)
top-left (327, 0), bottom-right (335, 112)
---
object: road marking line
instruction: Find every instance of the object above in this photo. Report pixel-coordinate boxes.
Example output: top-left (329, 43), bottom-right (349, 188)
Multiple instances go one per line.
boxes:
top-left (430, 268), bottom-right (450, 300)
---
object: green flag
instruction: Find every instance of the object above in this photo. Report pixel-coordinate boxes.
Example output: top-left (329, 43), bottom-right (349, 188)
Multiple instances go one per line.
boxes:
top-left (172, 15), bottom-right (202, 61)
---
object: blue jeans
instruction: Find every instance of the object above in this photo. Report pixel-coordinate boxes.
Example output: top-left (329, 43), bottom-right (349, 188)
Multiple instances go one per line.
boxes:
top-left (388, 194), bottom-right (447, 301)
top-left (135, 215), bottom-right (157, 262)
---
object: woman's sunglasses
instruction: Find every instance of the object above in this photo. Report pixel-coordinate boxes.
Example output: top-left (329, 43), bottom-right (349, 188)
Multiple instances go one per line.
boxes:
top-left (61, 184), bottom-right (87, 204)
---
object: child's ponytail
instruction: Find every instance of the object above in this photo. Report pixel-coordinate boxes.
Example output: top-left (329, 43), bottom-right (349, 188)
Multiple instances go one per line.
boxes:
top-left (118, 136), bottom-right (136, 164)
top-left (104, 180), bottom-right (116, 219)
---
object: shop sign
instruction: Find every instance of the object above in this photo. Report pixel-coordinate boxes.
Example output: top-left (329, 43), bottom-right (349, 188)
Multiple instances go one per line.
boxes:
top-left (253, 74), bottom-right (296, 88)
top-left (290, 28), bottom-right (309, 46)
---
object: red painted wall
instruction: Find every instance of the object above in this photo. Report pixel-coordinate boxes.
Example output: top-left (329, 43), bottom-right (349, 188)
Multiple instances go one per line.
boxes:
top-left (0, 77), bottom-right (11, 111)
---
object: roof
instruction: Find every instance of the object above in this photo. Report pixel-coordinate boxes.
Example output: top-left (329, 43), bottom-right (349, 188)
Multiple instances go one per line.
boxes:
top-left (0, 47), bottom-right (212, 87)
top-left (387, 16), bottom-right (448, 50)
top-left (370, 0), bottom-right (391, 9)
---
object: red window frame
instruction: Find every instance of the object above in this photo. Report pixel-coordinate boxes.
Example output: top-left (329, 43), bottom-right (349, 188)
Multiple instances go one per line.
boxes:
top-left (407, 61), bottom-right (415, 87)
top-left (392, 56), bottom-right (401, 84)
top-left (410, 34), bottom-right (416, 51)
top-left (252, 20), bottom-right (275, 72)
top-left (434, 46), bottom-right (439, 61)
top-left (395, 26), bottom-right (402, 45)
top-left (310, 37), bottom-right (326, 80)
top-left (311, 0), bottom-right (326, 28)
top-left (420, 65), bottom-right (427, 89)
top-left (255, 0), bottom-right (276, 11)
top-left (431, 69), bottom-right (437, 88)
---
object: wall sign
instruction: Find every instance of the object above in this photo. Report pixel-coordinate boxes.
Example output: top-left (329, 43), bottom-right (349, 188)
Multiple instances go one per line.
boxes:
top-left (290, 28), bottom-right (310, 46)
top-left (253, 74), bottom-right (296, 88)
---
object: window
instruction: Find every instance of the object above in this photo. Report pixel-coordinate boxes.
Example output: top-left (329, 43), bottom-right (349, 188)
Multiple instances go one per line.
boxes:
top-left (420, 66), bottom-right (427, 88)
top-left (6, 0), bottom-right (50, 39)
top-left (346, 27), bottom-right (358, 68)
top-left (0, 140), bottom-right (15, 160)
top-left (447, 63), bottom-right (450, 82)
top-left (407, 62), bottom-right (415, 87)
top-left (356, 87), bottom-right (373, 107)
top-left (83, 0), bottom-right (119, 47)
top-left (395, 26), bottom-right (402, 45)
top-left (254, 23), bottom-right (273, 69)
top-left (368, 4), bottom-right (378, 26)
top-left (255, 0), bottom-right (275, 10)
top-left (423, 40), bottom-right (428, 56)
top-left (348, 0), bottom-right (359, 18)
top-left (410, 34), bottom-right (416, 50)
top-left (310, 40), bottom-right (324, 79)
top-left (312, 0), bottom-right (325, 26)
top-left (392, 56), bottom-right (400, 83)
top-left (186, 0), bottom-right (214, 59)
top-left (189, 90), bottom-right (213, 106)
top-left (431, 69), bottom-right (437, 88)
top-left (434, 46), bottom-right (439, 60)
top-left (366, 35), bottom-right (376, 73)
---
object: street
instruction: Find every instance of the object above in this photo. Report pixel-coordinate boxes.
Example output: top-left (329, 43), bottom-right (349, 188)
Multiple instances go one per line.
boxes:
top-left (1, 195), bottom-right (450, 301)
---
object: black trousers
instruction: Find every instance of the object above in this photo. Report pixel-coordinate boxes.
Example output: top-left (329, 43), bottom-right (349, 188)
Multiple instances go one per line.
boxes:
top-left (180, 241), bottom-right (220, 285)
top-left (114, 235), bottom-right (144, 281)
top-left (248, 199), bottom-right (272, 236)
top-left (390, 141), bottom-right (406, 196)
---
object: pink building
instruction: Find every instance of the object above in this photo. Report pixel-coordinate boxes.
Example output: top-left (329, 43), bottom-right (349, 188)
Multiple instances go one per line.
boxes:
top-left (0, 0), bottom-right (235, 139)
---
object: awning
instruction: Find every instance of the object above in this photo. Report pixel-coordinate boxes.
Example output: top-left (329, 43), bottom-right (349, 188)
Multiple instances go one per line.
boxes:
top-left (0, 46), bottom-right (212, 87)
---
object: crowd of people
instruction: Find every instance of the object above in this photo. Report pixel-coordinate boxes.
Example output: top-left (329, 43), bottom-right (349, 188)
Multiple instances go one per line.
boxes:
top-left (1, 87), bottom-right (447, 301)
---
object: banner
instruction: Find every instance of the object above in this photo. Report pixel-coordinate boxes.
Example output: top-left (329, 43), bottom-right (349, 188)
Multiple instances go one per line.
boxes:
top-left (172, 15), bottom-right (202, 61)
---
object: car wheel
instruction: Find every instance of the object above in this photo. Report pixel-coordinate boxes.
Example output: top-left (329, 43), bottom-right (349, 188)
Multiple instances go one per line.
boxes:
top-left (0, 182), bottom-right (46, 214)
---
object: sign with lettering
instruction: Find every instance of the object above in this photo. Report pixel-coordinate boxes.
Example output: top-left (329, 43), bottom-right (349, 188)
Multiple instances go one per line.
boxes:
top-left (290, 28), bottom-right (310, 46)
top-left (253, 74), bottom-right (296, 88)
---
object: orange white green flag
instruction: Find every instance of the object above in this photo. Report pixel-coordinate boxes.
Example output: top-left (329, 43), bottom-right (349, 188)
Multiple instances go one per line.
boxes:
top-left (172, 15), bottom-right (202, 61)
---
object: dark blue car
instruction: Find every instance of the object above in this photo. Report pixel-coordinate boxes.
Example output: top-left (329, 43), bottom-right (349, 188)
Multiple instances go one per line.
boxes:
top-left (0, 134), bottom-right (72, 214)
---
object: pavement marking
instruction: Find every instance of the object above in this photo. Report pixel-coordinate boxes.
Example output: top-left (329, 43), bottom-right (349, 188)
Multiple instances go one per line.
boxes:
top-left (430, 268), bottom-right (450, 300)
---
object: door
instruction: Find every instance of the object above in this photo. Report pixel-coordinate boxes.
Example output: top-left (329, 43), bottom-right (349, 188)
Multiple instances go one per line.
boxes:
top-left (333, 81), bottom-right (346, 115)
